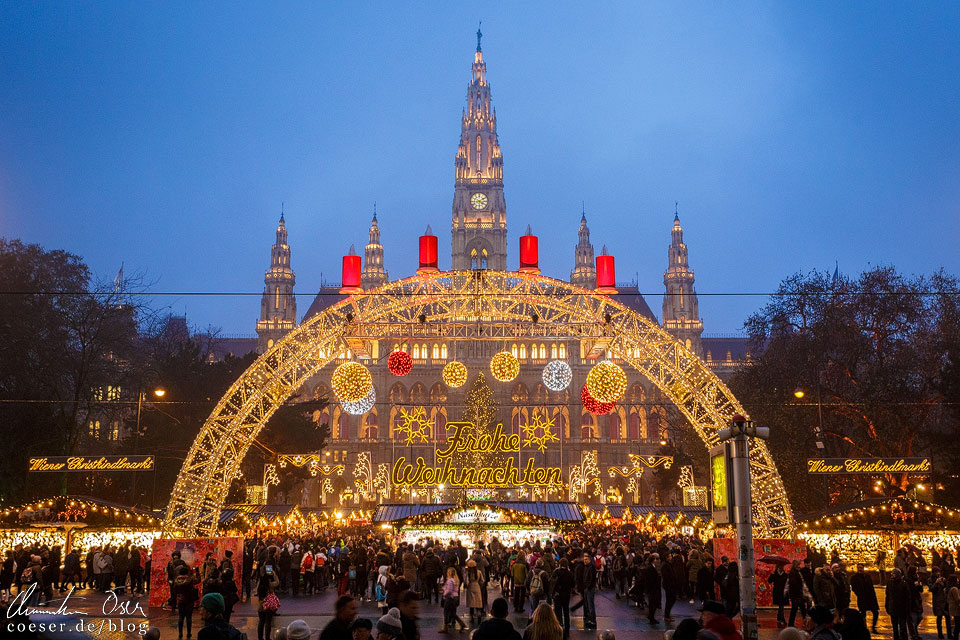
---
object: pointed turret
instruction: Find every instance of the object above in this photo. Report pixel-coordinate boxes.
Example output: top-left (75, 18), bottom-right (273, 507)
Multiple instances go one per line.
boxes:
top-left (570, 208), bottom-right (597, 288)
top-left (257, 209), bottom-right (297, 352)
top-left (662, 207), bottom-right (703, 356)
top-left (452, 28), bottom-right (507, 270)
top-left (361, 206), bottom-right (388, 289)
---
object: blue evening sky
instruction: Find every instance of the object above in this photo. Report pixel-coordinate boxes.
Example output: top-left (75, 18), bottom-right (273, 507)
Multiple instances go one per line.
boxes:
top-left (1, 2), bottom-right (958, 335)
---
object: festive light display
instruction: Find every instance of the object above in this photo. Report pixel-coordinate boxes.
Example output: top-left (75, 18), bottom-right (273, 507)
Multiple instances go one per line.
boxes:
top-left (569, 450), bottom-right (602, 500)
top-left (331, 361), bottom-right (373, 402)
top-left (586, 360), bottom-right (628, 403)
top-left (581, 384), bottom-right (615, 415)
top-left (354, 452), bottom-right (373, 499)
top-left (395, 407), bottom-right (433, 445)
top-left (164, 270), bottom-right (794, 539)
top-left (341, 386), bottom-right (376, 415)
top-left (520, 412), bottom-right (560, 453)
top-left (542, 359), bottom-right (572, 391)
top-left (490, 351), bottom-right (520, 382)
top-left (442, 361), bottom-right (468, 388)
top-left (387, 350), bottom-right (413, 376)
top-left (374, 463), bottom-right (392, 501)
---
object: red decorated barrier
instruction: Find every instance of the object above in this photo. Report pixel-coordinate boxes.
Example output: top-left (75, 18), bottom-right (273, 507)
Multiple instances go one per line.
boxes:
top-left (148, 537), bottom-right (243, 608)
top-left (712, 538), bottom-right (806, 607)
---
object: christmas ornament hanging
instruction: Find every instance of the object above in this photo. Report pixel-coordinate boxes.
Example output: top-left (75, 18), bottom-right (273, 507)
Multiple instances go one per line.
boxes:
top-left (581, 384), bottom-right (615, 415)
top-left (341, 387), bottom-right (376, 415)
top-left (331, 361), bottom-right (373, 402)
top-left (490, 351), bottom-right (520, 382)
top-left (387, 350), bottom-right (413, 376)
top-left (585, 360), bottom-right (627, 403)
top-left (442, 361), bottom-right (468, 388)
top-left (542, 360), bottom-right (573, 391)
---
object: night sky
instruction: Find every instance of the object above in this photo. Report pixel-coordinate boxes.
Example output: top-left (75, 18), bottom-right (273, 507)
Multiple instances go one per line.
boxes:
top-left (2, 3), bottom-right (958, 335)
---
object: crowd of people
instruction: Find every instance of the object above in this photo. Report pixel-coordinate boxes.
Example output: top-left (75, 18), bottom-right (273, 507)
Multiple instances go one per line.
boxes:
top-left (2, 528), bottom-right (960, 640)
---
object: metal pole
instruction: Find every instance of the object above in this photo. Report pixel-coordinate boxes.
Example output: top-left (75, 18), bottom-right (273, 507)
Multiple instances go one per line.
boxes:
top-left (731, 430), bottom-right (758, 640)
top-left (131, 389), bottom-right (142, 506)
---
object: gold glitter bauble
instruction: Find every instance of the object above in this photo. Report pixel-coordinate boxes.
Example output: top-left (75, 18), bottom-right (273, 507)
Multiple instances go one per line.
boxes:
top-left (585, 360), bottom-right (627, 403)
top-left (331, 361), bottom-right (373, 402)
top-left (490, 351), bottom-right (520, 382)
top-left (442, 361), bottom-right (468, 388)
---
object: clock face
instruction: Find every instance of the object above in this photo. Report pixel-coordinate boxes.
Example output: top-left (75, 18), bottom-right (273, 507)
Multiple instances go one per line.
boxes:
top-left (470, 192), bottom-right (488, 210)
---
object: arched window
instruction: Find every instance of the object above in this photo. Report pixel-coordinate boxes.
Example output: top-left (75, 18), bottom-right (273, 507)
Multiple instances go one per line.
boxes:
top-left (511, 343), bottom-right (519, 358)
top-left (432, 344), bottom-right (440, 359)
top-left (551, 344), bottom-right (558, 359)
top-left (629, 412), bottom-right (642, 440)
top-left (441, 344), bottom-right (448, 358)
top-left (519, 344), bottom-right (527, 359)
top-left (607, 412), bottom-right (621, 441)
top-left (539, 344), bottom-right (547, 359)
top-left (338, 413), bottom-right (351, 441)
top-left (580, 413), bottom-right (595, 441)
top-left (559, 343), bottom-right (567, 359)
top-left (412, 344), bottom-right (420, 359)
top-left (364, 411), bottom-right (378, 441)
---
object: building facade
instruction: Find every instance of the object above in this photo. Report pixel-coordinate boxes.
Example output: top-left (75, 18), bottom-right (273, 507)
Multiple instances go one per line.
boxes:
top-left (243, 36), bottom-right (750, 507)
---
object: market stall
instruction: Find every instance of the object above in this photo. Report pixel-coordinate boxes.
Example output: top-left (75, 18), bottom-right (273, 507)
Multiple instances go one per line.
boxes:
top-left (798, 497), bottom-right (960, 568)
top-left (374, 501), bottom-right (583, 548)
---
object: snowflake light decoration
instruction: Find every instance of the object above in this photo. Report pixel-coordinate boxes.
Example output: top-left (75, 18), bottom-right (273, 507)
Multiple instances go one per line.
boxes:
top-left (520, 412), bottom-right (560, 453)
top-left (395, 406), bottom-right (432, 445)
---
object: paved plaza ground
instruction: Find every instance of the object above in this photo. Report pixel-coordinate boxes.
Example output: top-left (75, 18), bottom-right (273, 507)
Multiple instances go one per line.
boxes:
top-left (12, 583), bottom-right (942, 640)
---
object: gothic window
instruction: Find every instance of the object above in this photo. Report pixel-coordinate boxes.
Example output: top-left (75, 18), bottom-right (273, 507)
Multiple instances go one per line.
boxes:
top-left (413, 344), bottom-right (421, 359)
top-left (628, 411), bottom-right (642, 440)
top-left (607, 412), bottom-right (621, 441)
top-left (519, 344), bottom-right (526, 359)
top-left (539, 344), bottom-right (547, 359)
top-left (410, 383), bottom-right (426, 404)
top-left (108, 421), bottom-right (120, 441)
top-left (551, 344), bottom-right (558, 359)
top-left (580, 413), bottom-right (596, 441)
top-left (429, 383), bottom-right (447, 403)
top-left (432, 344), bottom-right (440, 359)
top-left (88, 420), bottom-right (100, 440)
top-left (338, 413), bottom-right (351, 441)
top-left (388, 384), bottom-right (406, 404)
top-left (441, 344), bottom-right (448, 359)
top-left (559, 343), bottom-right (567, 359)
top-left (275, 287), bottom-right (280, 309)
top-left (511, 343), bottom-right (518, 358)
top-left (511, 383), bottom-right (528, 403)
top-left (476, 134), bottom-right (482, 167)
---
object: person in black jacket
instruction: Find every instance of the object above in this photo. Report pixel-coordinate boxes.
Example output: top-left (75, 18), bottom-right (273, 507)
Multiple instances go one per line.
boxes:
top-left (788, 560), bottom-right (809, 627)
top-left (697, 558), bottom-right (715, 604)
top-left (850, 564), bottom-right (879, 633)
top-left (473, 597), bottom-right (521, 640)
top-left (663, 552), bottom-right (680, 622)
top-left (551, 558), bottom-right (574, 640)
top-left (836, 607), bottom-right (871, 640)
top-left (573, 553), bottom-right (597, 629)
top-left (724, 562), bottom-right (741, 618)
top-left (769, 563), bottom-right (789, 626)
top-left (643, 555), bottom-right (663, 625)
top-left (886, 569), bottom-right (911, 640)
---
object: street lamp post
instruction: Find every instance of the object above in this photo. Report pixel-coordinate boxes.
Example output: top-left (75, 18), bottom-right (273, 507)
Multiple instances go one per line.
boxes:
top-left (131, 385), bottom-right (165, 507)
top-left (717, 414), bottom-right (770, 640)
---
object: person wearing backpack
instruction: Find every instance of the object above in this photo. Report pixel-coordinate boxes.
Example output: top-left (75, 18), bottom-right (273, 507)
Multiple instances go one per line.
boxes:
top-left (174, 565), bottom-right (201, 639)
top-left (375, 565), bottom-right (390, 614)
top-left (528, 559), bottom-right (546, 618)
top-left (301, 548), bottom-right (315, 596)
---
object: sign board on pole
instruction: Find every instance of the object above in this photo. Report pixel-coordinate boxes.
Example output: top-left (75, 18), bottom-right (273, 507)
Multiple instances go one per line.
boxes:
top-left (710, 443), bottom-right (734, 525)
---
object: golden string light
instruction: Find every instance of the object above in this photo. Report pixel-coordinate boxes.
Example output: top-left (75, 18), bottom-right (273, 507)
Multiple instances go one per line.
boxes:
top-left (490, 351), bottom-right (520, 382)
top-left (519, 412), bottom-right (559, 453)
top-left (331, 361), bottom-right (373, 402)
top-left (442, 361), bottom-right (468, 388)
top-left (395, 406), bottom-right (433, 445)
top-left (586, 360), bottom-right (628, 403)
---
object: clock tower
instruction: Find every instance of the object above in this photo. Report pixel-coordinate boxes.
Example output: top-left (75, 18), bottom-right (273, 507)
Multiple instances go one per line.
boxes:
top-left (451, 26), bottom-right (507, 271)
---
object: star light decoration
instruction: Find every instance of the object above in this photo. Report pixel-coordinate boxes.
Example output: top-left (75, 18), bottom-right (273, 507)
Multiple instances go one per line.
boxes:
top-left (442, 361), bottom-right (468, 388)
top-left (331, 361), bottom-right (373, 402)
top-left (387, 350), bottom-right (413, 376)
top-left (520, 412), bottom-right (560, 453)
top-left (490, 351), bottom-right (520, 382)
top-left (341, 387), bottom-right (376, 415)
top-left (586, 360), bottom-right (627, 403)
top-left (395, 406), bottom-right (433, 445)
top-left (542, 360), bottom-right (572, 391)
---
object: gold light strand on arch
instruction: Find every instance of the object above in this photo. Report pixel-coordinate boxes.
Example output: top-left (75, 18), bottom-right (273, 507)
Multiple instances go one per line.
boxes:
top-left (163, 270), bottom-right (795, 537)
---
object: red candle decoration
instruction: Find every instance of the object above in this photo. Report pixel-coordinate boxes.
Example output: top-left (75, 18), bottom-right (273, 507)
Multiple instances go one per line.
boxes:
top-left (581, 384), bottom-right (615, 415)
top-left (519, 232), bottom-right (539, 273)
top-left (340, 254), bottom-right (362, 293)
top-left (387, 350), bottom-right (413, 376)
top-left (596, 250), bottom-right (617, 294)
top-left (418, 227), bottom-right (439, 273)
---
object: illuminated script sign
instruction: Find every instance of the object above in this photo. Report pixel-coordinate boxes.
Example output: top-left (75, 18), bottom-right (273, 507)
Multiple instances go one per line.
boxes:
top-left (392, 422), bottom-right (563, 488)
top-left (445, 508), bottom-right (505, 524)
top-left (28, 455), bottom-right (155, 472)
top-left (806, 458), bottom-right (932, 475)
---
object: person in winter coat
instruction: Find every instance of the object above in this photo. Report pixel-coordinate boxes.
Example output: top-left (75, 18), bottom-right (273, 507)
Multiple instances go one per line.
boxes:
top-left (402, 545), bottom-right (420, 585)
top-left (769, 563), bottom-right (789, 626)
top-left (815, 566), bottom-right (840, 611)
top-left (724, 562), bottom-right (741, 618)
top-left (573, 552), bottom-right (597, 630)
top-left (788, 560), bottom-right (810, 627)
top-left (464, 560), bottom-right (484, 625)
top-left (700, 600), bottom-right (743, 640)
top-left (697, 558), bottom-right (716, 604)
top-left (906, 565), bottom-right (924, 640)
top-left (835, 564), bottom-right (852, 612)
top-left (946, 575), bottom-right (960, 640)
top-left (219, 568), bottom-right (240, 623)
top-left (420, 548), bottom-right (443, 604)
top-left (805, 605), bottom-right (841, 640)
top-left (174, 565), bottom-right (201, 639)
top-left (687, 549), bottom-right (705, 603)
top-left (643, 554), bottom-right (663, 625)
top-left (885, 569), bottom-right (911, 640)
top-left (662, 553), bottom-right (680, 621)
top-left (836, 607), bottom-right (871, 640)
top-left (511, 552), bottom-right (530, 614)
top-left (851, 564), bottom-right (880, 633)
top-left (551, 557), bottom-right (574, 640)
top-left (932, 570), bottom-right (952, 640)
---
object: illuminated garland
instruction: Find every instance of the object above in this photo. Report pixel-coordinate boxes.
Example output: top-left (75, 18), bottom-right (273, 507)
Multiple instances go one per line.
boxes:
top-left (331, 361), bottom-right (373, 402)
top-left (542, 360), bottom-right (572, 391)
top-left (387, 350), bottom-right (413, 376)
top-left (354, 452), bottom-right (373, 499)
top-left (341, 387), bottom-right (376, 415)
top-left (490, 351), bottom-right (520, 382)
top-left (442, 361), bottom-right (468, 388)
top-left (586, 360), bottom-right (627, 403)
top-left (1, 497), bottom-right (160, 527)
top-left (581, 384), bottom-right (615, 415)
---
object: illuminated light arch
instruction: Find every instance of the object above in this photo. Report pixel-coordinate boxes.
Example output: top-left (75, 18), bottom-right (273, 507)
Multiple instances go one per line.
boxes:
top-left (163, 270), bottom-right (795, 537)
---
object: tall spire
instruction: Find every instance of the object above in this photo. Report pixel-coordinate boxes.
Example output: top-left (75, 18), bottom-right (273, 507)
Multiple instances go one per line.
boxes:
top-left (570, 209), bottom-right (596, 288)
top-left (662, 209), bottom-right (703, 356)
top-left (257, 210), bottom-right (297, 352)
top-left (362, 208), bottom-right (388, 289)
top-left (451, 28), bottom-right (507, 271)
top-left (476, 22), bottom-right (482, 52)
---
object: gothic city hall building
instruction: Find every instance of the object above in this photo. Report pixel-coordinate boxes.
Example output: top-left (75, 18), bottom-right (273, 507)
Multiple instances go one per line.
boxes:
top-left (249, 34), bottom-right (750, 508)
